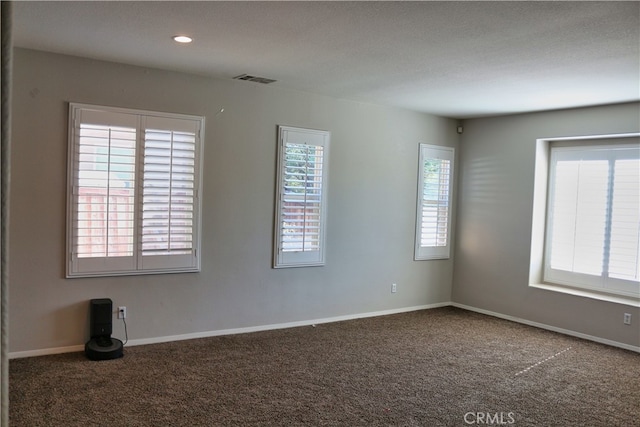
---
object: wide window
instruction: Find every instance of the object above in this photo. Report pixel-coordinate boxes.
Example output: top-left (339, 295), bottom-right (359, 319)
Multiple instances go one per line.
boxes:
top-left (274, 126), bottom-right (330, 268)
top-left (67, 104), bottom-right (204, 277)
top-left (415, 144), bottom-right (454, 260)
top-left (544, 142), bottom-right (639, 297)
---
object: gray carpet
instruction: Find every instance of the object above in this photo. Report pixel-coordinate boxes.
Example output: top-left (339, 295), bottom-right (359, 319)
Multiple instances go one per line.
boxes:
top-left (9, 307), bottom-right (640, 426)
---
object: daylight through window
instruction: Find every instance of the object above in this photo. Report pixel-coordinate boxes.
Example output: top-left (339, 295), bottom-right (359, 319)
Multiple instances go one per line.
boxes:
top-left (544, 142), bottom-right (640, 297)
top-left (274, 126), bottom-right (330, 268)
top-left (415, 144), bottom-right (454, 260)
top-left (67, 104), bottom-right (204, 277)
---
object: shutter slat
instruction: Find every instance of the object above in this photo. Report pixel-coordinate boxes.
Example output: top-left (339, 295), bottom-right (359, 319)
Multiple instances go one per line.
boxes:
top-left (74, 123), bottom-right (136, 258)
top-left (419, 158), bottom-right (451, 248)
top-left (141, 128), bottom-right (197, 256)
top-left (545, 145), bottom-right (640, 291)
top-left (609, 158), bottom-right (640, 281)
top-left (279, 142), bottom-right (325, 253)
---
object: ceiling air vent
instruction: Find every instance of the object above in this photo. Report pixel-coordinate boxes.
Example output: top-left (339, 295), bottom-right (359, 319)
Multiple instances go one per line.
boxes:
top-left (233, 74), bottom-right (277, 84)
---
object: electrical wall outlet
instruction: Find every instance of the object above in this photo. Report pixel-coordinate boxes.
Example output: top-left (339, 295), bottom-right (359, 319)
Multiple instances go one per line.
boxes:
top-left (623, 313), bottom-right (631, 325)
top-left (391, 283), bottom-right (397, 293)
top-left (118, 306), bottom-right (127, 319)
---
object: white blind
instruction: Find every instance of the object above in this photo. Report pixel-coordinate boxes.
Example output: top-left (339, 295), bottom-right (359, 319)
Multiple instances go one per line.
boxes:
top-left (415, 144), bottom-right (454, 260)
top-left (545, 144), bottom-right (640, 295)
top-left (609, 159), bottom-right (640, 281)
top-left (281, 143), bottom-right (324, 252)
top-left (274, 126), bottom-right (330, 268)
top-left (75, 123), bottom-right (136, 258)
top-left (68, 104), bottom-right (204, 277)
top-left (420, 158), bottom-right (451, 247)
top-left (548, 159), bottom-right (608, 276)
top-left (142, 128), bottom-right (196, 256)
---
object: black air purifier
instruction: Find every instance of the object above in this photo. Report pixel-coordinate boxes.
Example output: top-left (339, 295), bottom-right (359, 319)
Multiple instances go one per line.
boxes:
top-left (85, 298), bottom-right (123, 361)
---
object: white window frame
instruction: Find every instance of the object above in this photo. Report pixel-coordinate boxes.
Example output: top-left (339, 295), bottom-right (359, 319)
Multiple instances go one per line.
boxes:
top-left (414, 144), bottom-right (455, 260)
top-left (529, 133), bottom-right (640, 307)
top-left (274, 125), bottom-right (330, 268)
top-left (66, 103), bottom-right (205, 278)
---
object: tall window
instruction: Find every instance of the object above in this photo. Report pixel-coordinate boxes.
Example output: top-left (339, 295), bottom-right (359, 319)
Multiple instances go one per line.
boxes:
top-left (544, 142), bottom-right (639, 296)
top-left (67, 104), bottom-right (204, 277)
top-left (274, 126), bottom-right (330, 268)
top-left (415, 144), bottom-right (454, 260)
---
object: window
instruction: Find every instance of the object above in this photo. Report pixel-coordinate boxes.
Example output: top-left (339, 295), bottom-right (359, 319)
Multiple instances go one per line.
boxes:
top-left (415, 144), bottom-right (454, 260)
top-left (274, 126), bottom-right (330, 268)
top-left (67, 104), bottom-right (204, 277)
top-left (544, 140), bottom-right (639, 297)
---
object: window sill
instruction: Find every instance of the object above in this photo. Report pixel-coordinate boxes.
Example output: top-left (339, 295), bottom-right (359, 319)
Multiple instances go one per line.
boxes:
top-left (530, 283), bottom-right (640, 307)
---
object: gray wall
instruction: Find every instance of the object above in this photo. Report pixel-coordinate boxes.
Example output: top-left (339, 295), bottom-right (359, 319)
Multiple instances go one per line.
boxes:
top-left (11, 48), bottom-right (638, 354)
top-left (10, 49), bottom-right (458, 353)
top-left (453, 103), bottom-right (640, 347)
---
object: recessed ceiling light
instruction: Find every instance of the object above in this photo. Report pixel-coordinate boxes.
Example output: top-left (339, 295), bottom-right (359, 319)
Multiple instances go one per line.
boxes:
top-left (173, 35), bottom-right (193, 44)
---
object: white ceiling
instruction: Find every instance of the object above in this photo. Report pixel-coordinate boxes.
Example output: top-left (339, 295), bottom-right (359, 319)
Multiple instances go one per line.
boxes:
top-left (12, 1), bottom-right (640, 118)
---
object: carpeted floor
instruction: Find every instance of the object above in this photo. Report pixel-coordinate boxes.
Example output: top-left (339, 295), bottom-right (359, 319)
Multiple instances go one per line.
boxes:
top-left (9, 307), bottom-right (640, 426)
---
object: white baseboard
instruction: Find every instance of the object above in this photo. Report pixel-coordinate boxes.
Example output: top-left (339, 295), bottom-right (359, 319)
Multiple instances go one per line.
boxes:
top-left (9, 344), bottom-right (85, 360)
top-left (9, 302), bottom-right (450, 359)
top-left (12, 301), bottom-right (636, 359)
top-left (451, 302), bottom-right (640, 353)
top-left (124, 302), bottom-right (450, 347)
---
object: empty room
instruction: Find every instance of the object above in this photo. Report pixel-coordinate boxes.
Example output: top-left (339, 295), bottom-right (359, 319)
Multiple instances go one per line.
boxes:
top-left (1, 1), bottom-right (639, 426)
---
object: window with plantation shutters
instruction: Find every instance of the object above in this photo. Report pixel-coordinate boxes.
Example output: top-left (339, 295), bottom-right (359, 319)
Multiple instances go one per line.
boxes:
top-left (274, 126), bottom-right (330, 268)
top-left (415, 144), bottom-right (454, 260)
top-left (544, 141), bottom-right (640, 297)
top-left (67, 104), bottom-right (204, 277)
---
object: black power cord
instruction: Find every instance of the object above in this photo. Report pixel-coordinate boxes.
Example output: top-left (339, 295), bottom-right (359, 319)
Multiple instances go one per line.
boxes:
top-left (118, 308), bottom-right (129, 346)
top-left (121, 316), bottom-right (128, 346)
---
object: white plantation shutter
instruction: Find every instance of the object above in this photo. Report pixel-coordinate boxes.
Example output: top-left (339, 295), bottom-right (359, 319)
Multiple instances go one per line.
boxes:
top-left (609, 159), bottom-right (640, 283)
top-left (139, 116), bottom-right (200, 271)
top-left (545, 143), bottom-right (640, 296)
top-left (67, 104), bottom-right (203, 277)
top-left (415, 144), bottom-right (454, 260)
top-left (548, 158), bottom-right (608, 276)
top-left (274, 126), bottom-right (330, 268)
top-left (69, 108), bottom-right (138, 274)
top-left (281, 144), bottom-right (323, 251)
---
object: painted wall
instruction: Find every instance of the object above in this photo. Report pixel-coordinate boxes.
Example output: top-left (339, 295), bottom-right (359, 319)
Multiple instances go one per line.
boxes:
top-left (453, 103), bottom-right (640, 347)
top-left (9, 49), bottom-right (458, 353)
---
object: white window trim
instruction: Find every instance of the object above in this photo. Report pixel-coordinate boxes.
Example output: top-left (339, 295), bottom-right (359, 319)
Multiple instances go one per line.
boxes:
top-left (273, 125), bottom-right (330, 268)
top-left (66, 103), bottom-right (205, 278)
top-left (529, 133), bottom-right (640, 307)
top-left (414, 144), bottom-right (455, 261)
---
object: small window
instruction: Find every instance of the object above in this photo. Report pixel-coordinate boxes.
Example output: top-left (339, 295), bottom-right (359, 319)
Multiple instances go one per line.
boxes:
top-left (544, 141), bottom-right (640, 296)
top-left (67, 103), bottom-right (204, 277)
top-left (274, 126), bottom-right (330, 268)
top-left (415, 144), bottom-right (455, 260)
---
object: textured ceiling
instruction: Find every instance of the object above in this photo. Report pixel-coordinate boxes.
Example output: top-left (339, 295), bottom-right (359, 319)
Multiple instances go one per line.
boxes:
top-left (12, 1), bottom-right (640, 118)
